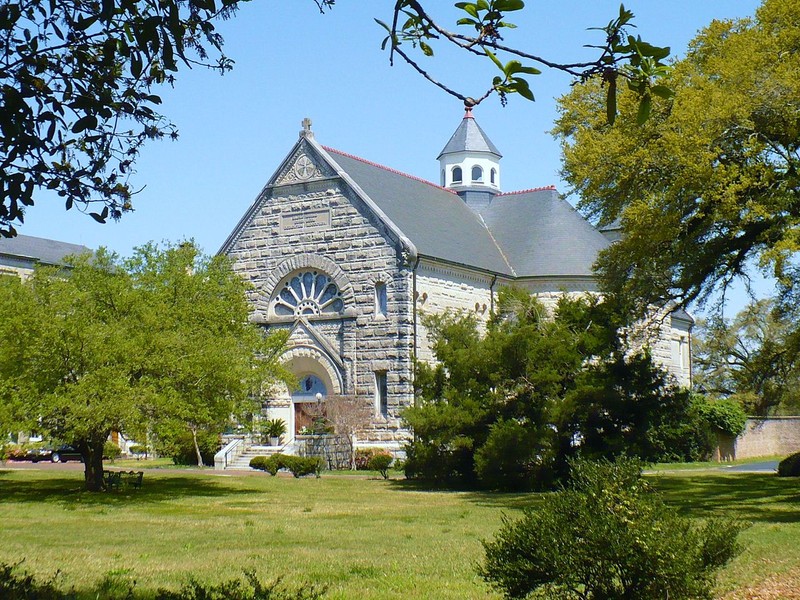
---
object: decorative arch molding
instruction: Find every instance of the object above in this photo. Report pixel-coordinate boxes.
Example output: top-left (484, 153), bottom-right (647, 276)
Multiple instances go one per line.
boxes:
top-left (261, 254), bottom-right (355, 314)
top-left (280, 344), bottom-right (344, 396)
top-left (365, 270), bottom-right (394, 287)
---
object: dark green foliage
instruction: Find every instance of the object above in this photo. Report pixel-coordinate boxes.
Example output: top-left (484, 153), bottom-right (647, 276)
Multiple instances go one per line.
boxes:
top-left (480, 458), bottom-right (745, 600)
top-left (249, 456), bottom-right (269, 471)
top-left (405, 290), bottom-right (711, 489)
top-left (367, 453), bottom-right (393, 479)
top-left (155, 571), bottom-right (326, 599)
top-left (250, 454), bottom-right (323, 478)
top-left (698, 397), bottom-right (748, 437)
top-left (155, 429), bottom-right (219, 467)
top-left (778, 451), bottom-right (800, 477)
top-left (0, 563), bottom-right (325, 599)
top-left (0, 562), bottom-right (65, 600)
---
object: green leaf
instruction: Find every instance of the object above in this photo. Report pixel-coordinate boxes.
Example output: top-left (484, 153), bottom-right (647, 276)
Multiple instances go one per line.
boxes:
top-left (455, 2), bottom-right (480, 19)
top-left (636, 93), bottom-right (652, 125)
top-left (650, 85), bottom-right (674, 99)
top-left (89, 211), bottom-right (107, 223)
top-left (606, 78), bottom-right (617, 125)
top-left (71, 115), bottom-right (98, 133)
top-left (420, 41), bottom-right (433, 56)
top-left (485, 49), bottom-right (504, 71)
top-left (494, 0), bottom-right (525, 11)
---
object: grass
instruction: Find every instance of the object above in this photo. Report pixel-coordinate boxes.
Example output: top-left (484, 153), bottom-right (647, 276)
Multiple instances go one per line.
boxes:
top-left (0, 465), bottom-right (798, 599)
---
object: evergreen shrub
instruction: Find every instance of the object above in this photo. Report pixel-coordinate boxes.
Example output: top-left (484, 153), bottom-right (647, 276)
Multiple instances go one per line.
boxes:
top-left (480, 457), bottom-right (745, 600)
top-left (778, 451), bottom-right (800, 477)
top-left (367, 453), bottom-right (393, 479)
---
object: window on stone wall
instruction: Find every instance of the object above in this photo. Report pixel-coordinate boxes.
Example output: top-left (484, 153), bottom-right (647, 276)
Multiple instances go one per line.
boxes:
top-left (472, 165), bottom-right (483, 182)
top-left (452, 166), bottom-right (462, 184)
top-left (375, 281), bottom-right (388, 318)
top-left (375, 371), bottom-right (388, 417)
top-left (274, 270), bottom-right (344, 317)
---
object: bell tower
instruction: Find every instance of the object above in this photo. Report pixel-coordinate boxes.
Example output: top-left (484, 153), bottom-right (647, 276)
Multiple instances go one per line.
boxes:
top-left (437, 107), bottom-right (502, 211)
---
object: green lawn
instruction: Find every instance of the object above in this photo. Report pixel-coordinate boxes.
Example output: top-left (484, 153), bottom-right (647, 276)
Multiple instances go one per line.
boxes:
top-left (0, 465), bottom-right (797, 599)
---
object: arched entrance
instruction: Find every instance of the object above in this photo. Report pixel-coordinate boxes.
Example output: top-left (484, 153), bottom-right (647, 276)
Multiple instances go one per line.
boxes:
top-left (292, 373), bottom-right (327, 434)
top-left (279, 347), bottom-right (342, 437)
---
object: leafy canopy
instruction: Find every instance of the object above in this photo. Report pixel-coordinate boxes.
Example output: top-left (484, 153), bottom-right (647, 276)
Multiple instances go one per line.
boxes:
top-left (553, 0), bottom-right (800, 316)
top-left (0, 241), bottom-right (287, 489)
top-left (404, 289), bottom-right (710, 490)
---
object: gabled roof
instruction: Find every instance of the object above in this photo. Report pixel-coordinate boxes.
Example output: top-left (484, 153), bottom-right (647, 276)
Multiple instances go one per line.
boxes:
top-left (437, 109), bottom-right (502, 159)
top-left (479, 189), bottom-right (610, 278)
top-left (325, 148), bottom-right (514, 275)
top-left (0, 234), bottom-right (91, 265)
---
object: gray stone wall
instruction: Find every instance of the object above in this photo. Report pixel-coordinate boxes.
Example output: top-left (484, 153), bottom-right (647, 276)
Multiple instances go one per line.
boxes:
top-left (225, 168), bottom-right (414, 444)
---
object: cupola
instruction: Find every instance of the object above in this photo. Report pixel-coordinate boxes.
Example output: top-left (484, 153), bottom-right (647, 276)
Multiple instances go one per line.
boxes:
top-left (438, 108), bottom-right (502, 206)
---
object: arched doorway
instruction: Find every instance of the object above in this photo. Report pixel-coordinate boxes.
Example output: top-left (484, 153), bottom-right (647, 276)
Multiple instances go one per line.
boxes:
top-left (292, 373), bottom-right (327, 435)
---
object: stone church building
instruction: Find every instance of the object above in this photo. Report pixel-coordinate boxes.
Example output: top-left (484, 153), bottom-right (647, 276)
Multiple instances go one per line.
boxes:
top-left (220, 111), bottom-right (692, 452)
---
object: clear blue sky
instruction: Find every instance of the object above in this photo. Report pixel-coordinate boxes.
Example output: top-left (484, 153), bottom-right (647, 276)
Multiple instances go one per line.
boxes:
top-left (20, 0), bottom-right (768, 312)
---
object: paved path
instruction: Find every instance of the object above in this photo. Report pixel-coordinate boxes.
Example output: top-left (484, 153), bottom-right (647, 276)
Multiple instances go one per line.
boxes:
top-left (721, 460), bottom-right (779, 473)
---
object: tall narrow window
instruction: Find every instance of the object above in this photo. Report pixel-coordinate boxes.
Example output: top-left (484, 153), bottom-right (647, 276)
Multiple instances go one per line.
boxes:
top-left (375, 371), bottom-right (388, 416)
top-left (441, 170), bottom-right (445, 186)
top-left (490, 168), bottom-right (496, 184)
top-left (375, 281), bottom-right (388, 317)
top-left (452, 166), bottom-right (462, 184)
top-left (472, 165), bottom-right (483, 182)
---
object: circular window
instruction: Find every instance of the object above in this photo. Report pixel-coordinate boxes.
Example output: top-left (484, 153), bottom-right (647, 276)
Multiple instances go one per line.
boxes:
top-left (274, 270), bottom-right (344, 317)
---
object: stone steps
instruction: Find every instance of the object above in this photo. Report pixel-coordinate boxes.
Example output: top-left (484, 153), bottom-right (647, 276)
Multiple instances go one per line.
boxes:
top-left (225, 445), bottom-right (287, 470)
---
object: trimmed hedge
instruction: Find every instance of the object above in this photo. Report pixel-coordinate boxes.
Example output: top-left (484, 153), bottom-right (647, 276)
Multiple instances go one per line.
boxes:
top-left (249, 454), bottom-right (323, 478)
top-left (367, 453), bottom-right (393, 479)
top-left (778, 451), bottom-right (800, 477)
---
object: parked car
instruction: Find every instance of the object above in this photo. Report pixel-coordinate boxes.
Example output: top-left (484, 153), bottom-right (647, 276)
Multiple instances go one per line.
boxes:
top-left (23, 447), bottom-right (53, 463)
top-left (50, 446), bottom-right (83, 463)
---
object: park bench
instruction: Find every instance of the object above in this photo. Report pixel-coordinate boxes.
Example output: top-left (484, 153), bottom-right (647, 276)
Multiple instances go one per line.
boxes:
top-left (103, 469), bottom-right (143, 491)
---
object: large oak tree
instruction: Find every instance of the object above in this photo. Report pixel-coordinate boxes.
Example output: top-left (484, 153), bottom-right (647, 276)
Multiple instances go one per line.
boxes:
top-left (553, 0), bottom-right (799, 316)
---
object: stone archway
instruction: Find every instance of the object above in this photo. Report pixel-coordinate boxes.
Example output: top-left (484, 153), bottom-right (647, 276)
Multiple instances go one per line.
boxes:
top-left (280, 346), bottom-right (343, 436)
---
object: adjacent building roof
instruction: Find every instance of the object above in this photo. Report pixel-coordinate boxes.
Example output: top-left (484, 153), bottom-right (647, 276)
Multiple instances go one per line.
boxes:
top-left (0, 234), bottom-right (91, 266)
top-left (437, 109), bottom-right (502, 159)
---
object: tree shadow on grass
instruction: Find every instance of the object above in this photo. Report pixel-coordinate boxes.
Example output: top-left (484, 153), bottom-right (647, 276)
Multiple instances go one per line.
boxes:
top-left (649, 472), bottom-right (800, 524)
top-left (0, 472), bottom-right (270, 507)
top-left (385, 478), bottom-right (540, 511)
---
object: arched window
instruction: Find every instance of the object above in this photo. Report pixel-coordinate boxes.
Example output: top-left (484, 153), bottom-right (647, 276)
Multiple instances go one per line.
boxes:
top-left (472, 165), bottom-right (483, 182)
top-left (490, 168), bottom-right (496, 184)
top-left (452, 166), bottom-right (462, 184)
top-left (274, 270), bottom-right (344, 317)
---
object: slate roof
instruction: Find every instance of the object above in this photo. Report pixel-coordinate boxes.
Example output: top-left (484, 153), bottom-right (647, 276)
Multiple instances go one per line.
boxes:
top-left (325, 148), bottom-right (514, 275)
top-left (0, 234), bottom-right (91, 265)
top-left (437, 110), bottom-right (502, 159)
top-left (479, 189), bottom-right (610, 277)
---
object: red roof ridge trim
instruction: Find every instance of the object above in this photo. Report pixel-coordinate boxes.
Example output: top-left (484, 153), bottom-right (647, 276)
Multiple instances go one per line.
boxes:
top-left (497, 185), bottom-right (557, 196)
top-left (322, 146), bottom-right (458, 195)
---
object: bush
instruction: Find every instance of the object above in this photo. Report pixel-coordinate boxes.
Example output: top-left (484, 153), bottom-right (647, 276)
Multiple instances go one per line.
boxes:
top-left (778, 451), bottom-right (800, 477)
top-left (474, 419), bottom-right (547, 491)
top-left (0, 562), bottom-right (64, 600)
top-left (699, 397), bottom-right (748, 437)
top-left (129, 444), bottom-right (148, 456)
top-left (249, 456), bottom-right (268, 471)
top-left (0, 563), bottom-right (325, 600)
top-left (154, 430), bottom-right (219, 466)
top-left (480, 457), bottom-right (745, 600)
top-left (354, 448), bottom-right (381, 470)
top-left (367, 453), bottom-right (393, 479)
top-left (250, 454), bottom-right (323, 478)
top-left (104, 441), bottom-right (122, 462)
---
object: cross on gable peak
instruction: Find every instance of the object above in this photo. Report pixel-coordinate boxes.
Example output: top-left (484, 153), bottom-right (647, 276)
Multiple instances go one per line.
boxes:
top-left (299, 117), bottom-right (314, 139)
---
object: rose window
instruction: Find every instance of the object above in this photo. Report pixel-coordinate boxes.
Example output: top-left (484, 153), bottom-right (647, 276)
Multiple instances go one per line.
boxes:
top-left (274, 271), bottom-right (344, 317)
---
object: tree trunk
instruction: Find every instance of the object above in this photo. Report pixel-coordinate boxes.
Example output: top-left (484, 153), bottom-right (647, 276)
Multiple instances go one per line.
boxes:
top-left (191, 426), bottom-right (203, 467)
top-left (78, 438), bottom-right (107, 492)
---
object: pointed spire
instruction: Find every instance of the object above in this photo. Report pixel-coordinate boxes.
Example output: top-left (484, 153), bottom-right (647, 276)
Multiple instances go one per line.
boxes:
top-left (437, 108), bottom-right (502, 160)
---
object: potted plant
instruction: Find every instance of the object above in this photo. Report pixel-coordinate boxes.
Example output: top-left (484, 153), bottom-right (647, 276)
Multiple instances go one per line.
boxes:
top-left (263, 418), bottom-right (287, 446)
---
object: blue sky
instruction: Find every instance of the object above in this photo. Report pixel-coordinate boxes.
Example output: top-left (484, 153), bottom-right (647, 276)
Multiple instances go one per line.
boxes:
top-left (20, 0), bottom-right (768, 312)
